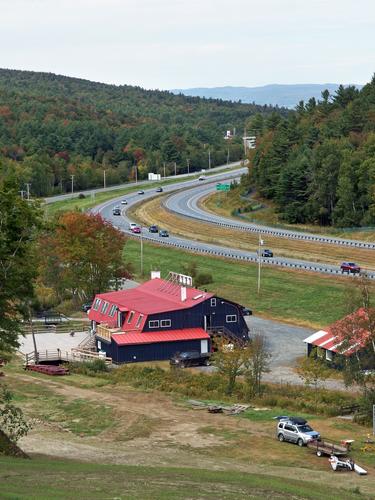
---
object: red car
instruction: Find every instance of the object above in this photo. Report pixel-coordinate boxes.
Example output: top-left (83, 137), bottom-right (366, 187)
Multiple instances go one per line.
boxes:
top-left (131, 226), bottom-right (141, 234)
top-left (340, 262), bottom-right (361, 274)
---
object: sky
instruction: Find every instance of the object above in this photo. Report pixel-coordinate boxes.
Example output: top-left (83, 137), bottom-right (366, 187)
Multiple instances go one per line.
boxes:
top-left (1, 0), bottom-right (374, 90)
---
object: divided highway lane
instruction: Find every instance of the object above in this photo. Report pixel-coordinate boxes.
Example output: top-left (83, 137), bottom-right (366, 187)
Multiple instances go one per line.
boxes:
top-left (91, 172), bottom-right (375, 279)
top-left (165, 183), bottom-right (375, 250)
top-left (44, 162), bottom-right (243, 204)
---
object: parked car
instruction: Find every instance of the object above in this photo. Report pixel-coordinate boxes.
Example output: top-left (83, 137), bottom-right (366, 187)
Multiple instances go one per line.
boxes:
top-left (170, 351), bottom-right (211, 368)
top-left (276, 417), bottom-right (320, 447)
top-left (198, 176), bottom-right (206, 181)
top-left (81, 302), bottom-right (92, 312)
top-left (159, 230), bottom-right (169, 237)
top-left (131, 226), bottom-right (141, 234)
top-left (241, 307), bottom-right (252, 316)
top-left (129, 222), bottom-right (138, 230)
top-left (148, 225), bottom-right (159, 233)
top-left (112, 207), bottom-right (121, 216)
top-left (340, 262), bottom-right (361, 274)
top-left (138, 190), bottom-right (145, 195)
top-left (156, 187), bottom-right (163, 193)
top-left (121, 199), bottom-right (128, 205)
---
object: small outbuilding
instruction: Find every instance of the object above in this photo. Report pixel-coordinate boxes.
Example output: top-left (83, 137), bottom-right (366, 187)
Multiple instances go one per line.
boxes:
top-left (303, 308), bottom-right (372, 364)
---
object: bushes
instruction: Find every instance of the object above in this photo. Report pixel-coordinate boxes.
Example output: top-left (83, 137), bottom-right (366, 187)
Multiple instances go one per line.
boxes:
top-left (110, 365), bottom-right (357, 417)
top-left (69, 359), bottom-right (109, 376)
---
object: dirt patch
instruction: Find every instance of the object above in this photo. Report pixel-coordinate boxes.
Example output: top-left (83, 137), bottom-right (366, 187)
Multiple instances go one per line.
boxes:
top-left (10, 371), bottom-right (375, 497)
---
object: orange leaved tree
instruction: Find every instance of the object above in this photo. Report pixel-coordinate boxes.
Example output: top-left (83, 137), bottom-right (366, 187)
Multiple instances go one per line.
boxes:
top-left (40, 211), bottom-right (127, 302)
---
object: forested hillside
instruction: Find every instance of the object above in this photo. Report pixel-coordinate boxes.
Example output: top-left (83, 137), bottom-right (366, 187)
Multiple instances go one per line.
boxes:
top-left (247, 77), bottom-right (375, 227)
top-left (0, 69), bottom-right (282, 196)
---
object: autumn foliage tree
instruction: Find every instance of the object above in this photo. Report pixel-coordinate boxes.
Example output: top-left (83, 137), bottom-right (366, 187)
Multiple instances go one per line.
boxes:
top-left (40, 211), bottom-right (127, 301)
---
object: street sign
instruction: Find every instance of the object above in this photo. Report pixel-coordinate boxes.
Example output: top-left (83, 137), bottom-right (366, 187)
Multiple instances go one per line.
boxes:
top-left (216, 184), bottom-right (230, 191)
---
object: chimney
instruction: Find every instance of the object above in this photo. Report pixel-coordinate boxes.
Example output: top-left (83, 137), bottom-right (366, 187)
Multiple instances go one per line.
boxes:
top-left (151, 271), bottom-right (161, 280)
top-left (181, 286), bottom-right (187, 302)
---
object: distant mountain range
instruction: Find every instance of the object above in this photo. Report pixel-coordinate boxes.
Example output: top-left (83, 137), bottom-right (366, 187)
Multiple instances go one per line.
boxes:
top-left (170, 84), bottom-right (363, 108)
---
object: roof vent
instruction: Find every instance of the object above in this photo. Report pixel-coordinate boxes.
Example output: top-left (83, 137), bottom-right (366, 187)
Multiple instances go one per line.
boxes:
top-left (181, 286), bottom-right (187, 302)
top-left (193, 294), bottom-right (203, 300)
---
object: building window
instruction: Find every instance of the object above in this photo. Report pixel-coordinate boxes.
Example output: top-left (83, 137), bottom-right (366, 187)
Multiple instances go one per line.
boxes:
top-left (149, 320), bottom-right (159, 329)
top-left (93, 298), bottom-right (101, 311)
top-left (127, 311), bottom-right (135, 324)
top-left (135, 314), bottom-right (144, 328)
top-left (101, 301), bottom-right (109, 314)
top-left (210, 298), bottom-right (216, 307)
top-left (226, 315), bottom-right (237, 323)
top-left (160, 319), bottom-right (171, 328)
top-left (108, 305), bottom-right (117, 317)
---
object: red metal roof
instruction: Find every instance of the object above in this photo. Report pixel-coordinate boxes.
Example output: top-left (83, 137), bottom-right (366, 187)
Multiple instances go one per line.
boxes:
top-left (90, 278), bottom-right (213, 316)
top-left (303, 308), bottom-right (372, 355)
top-left (112, 327), bottom-right (210, 346)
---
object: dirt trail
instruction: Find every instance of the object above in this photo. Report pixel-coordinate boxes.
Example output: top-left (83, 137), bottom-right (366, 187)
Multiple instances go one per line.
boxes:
top-left (14, 372), bottom-right (375, 496)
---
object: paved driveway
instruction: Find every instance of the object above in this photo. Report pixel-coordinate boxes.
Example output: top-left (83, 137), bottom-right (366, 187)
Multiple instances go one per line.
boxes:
top-left (245, 316), bottom-right (313, 369)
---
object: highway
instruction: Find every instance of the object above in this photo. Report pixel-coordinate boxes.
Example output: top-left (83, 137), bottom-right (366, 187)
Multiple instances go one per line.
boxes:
top-left (91, 171), bottom-right (375, 279)
top-left (164, 183), bottom-right (375, 250)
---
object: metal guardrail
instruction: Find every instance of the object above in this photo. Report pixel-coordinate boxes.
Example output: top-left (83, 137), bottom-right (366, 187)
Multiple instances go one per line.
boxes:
top-left (126, 232), bottom-right (375, 280)
top-left (163, 191), bottom-right (375, 250)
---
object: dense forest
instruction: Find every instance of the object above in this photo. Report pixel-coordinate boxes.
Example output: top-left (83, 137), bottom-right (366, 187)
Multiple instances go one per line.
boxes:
top-left (247, 76), bottom-right (375, 227)
top-left (0, 69), bottom-right (283, 196)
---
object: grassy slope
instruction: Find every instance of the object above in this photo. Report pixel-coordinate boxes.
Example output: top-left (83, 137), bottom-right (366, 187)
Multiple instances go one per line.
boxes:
top-left (124, 239), bottom-right (348, 327)
top-left (0, 457), bottom-right (367, 500)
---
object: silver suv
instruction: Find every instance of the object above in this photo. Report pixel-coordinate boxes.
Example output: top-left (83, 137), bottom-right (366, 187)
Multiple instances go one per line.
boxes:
top-left (276, 417), bottom-right (320, 447)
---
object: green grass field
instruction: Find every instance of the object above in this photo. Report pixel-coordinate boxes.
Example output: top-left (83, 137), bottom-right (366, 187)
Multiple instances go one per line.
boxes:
top-left (0, 456), bottom-right (368, 500)
top-left (124, 239), bottom-right (348, 327)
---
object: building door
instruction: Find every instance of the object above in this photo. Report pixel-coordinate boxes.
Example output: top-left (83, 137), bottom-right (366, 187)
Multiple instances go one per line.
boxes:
top-left (203, 315), bottom-right (211, 331)
top-left (200, 339), bottom-right (208, 354)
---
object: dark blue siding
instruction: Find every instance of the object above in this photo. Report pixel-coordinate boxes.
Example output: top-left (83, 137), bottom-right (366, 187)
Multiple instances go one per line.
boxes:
top-left (97, 339), bottom-right (205, 364)
top-left (143, 296), bottom-right (248, 341)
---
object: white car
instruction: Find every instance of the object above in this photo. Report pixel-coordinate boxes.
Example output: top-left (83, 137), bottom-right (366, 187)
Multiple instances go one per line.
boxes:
top-left (198, 176), bottom-right (206, 181)
top-left (121, 200), bottom-right (128, 205)
top-left (129, 223), bottom-right (138, 230)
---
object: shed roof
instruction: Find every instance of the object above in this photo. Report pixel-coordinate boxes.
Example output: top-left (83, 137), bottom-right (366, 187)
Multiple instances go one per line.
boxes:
top-left (112, 327), bottom-right (210, 346)
top-left (303, 308), bottom-right (372, 355)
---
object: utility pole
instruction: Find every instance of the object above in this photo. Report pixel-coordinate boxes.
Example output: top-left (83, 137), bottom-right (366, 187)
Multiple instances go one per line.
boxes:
top-left (134, 164), bottom-right (138, 184)
top-left (187, 158), bottom-right (190, 174)
top-left (257, 233), bottom-right (263, 294)
top-left (174, 162), bottom-right (177, 176)
top-left (140, 227), bottom-right (144, 276)
top-left (70, 175), bottom-right (74, 196)
top-left (163, 162), bottom-right (166, 179)
top-left (208, 149), bottom-right (211, 169)
top-left (227, 148), bottom-right (230, 165)
top-left (103, 170), bottom-right (106, 189)
top-left (25, 183), bottom-right (31, 201)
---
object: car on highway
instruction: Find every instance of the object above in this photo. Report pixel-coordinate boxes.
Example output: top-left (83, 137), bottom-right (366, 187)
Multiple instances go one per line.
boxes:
top-left (261, 249), bottom-right (273, 258)
top-left (170, 351), bottom-right (211, 368)
top-left (148, 225), bottom-right (159, 233)
top-left (112, 207), bottom-right (121, 216)
top-left (138, 190), bottom-right (145, 195)
top-left (198, 176), bottom-right (206, 181)
top-left (131, 226), bottom-right (141, 234)
top-left (276, 417), bottom-right (320, 447)
top-left (340, 262), bottom-right (361, 274)
top-left (156, 187), bottom-right (163, 193)
top-left (159, 229), bottom-right (169, 237)
top-left (121, 199), bottom-right (128, 205)
top-left (129, 222), bottom-right (138, 230)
